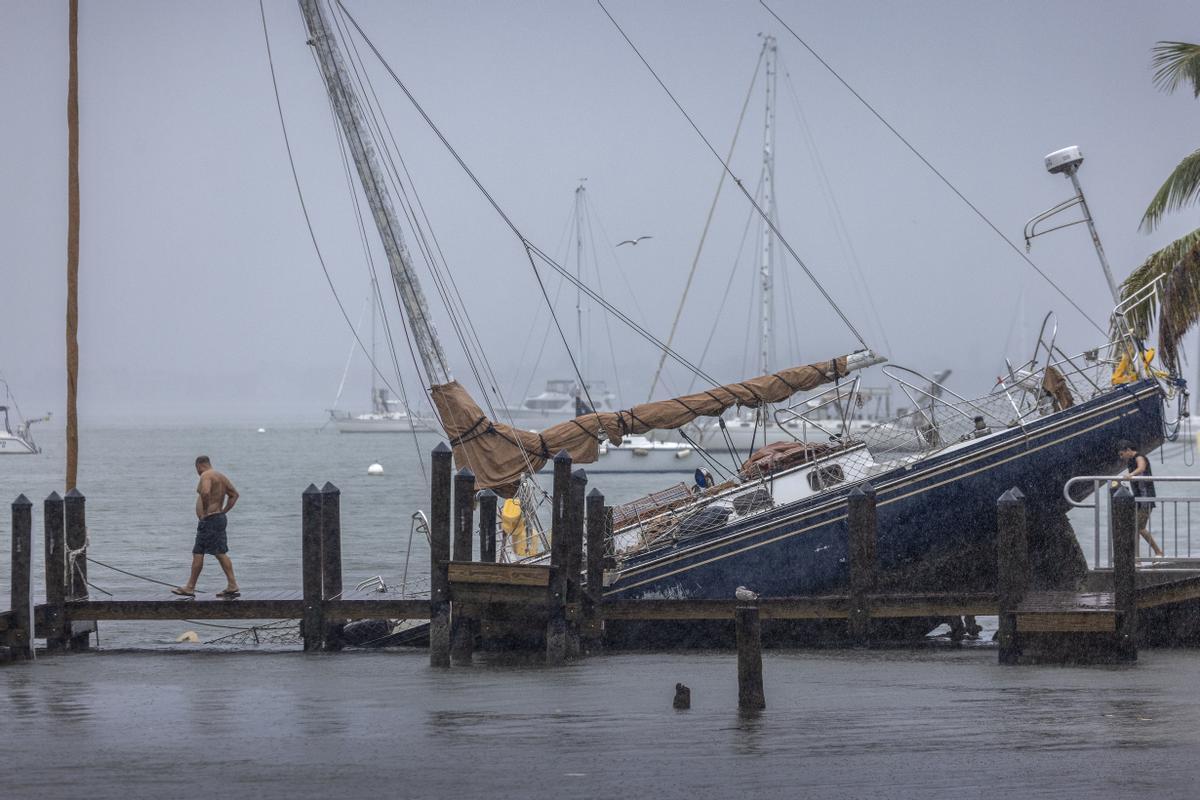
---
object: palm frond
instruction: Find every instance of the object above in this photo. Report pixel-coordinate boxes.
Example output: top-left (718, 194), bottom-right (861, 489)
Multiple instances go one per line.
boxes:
top-left (1140, 147), bottom-right (1200, 232)
top-left (1120, 227), bottom-right (1200, 371)
top-left (1152, 41), bottom-right (1200, 98)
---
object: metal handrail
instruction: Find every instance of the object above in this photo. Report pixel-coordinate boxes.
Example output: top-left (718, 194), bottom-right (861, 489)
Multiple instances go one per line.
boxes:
top-left (1064, 474), bottom-right (1200, 567)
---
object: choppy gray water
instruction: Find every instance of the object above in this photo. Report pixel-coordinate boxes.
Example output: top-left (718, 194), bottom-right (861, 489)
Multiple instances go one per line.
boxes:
top-left (4, 426), bottom-right (1200, 797)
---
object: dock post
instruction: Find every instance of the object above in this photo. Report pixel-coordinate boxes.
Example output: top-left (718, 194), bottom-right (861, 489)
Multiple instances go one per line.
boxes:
top-left (320, 482), bottom-right (343, 651)
top-left (583, 487), bottom-right (606, 646)
top-left (429, 443), bottom-right (453, 668)
top-left (565, 469), bottom-right (587, 657)
top-left (997, 487), bottom-right (1029, 665)
top-left (43, 492), bottom-right (69, 651)
top-left (63, 488), bottom-right (91, 650)
top-left (847, 483), bottom-right (877, 646)
top-left (301, 484), bottom-right (324, 652)
top-left (1112, 486), bottom-right (1138, 661)
top-left (450, 467), bottom-right (476, 665)
top-left (545, 450), bottom-right (572, 665)
top-left (478, 489), bottom-right (497, 564)
top-left (735, 604), bottom-right (765, 711)
top-left (9, 495), bottom-right (34, 661)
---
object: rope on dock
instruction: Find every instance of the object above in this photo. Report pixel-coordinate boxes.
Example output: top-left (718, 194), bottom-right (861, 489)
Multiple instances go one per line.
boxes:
top-left (85, 556), bottom-right (180, 590)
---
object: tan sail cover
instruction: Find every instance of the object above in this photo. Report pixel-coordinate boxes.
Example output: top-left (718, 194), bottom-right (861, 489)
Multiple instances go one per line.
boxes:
top-left (431, 357), bottom-right (848, 494)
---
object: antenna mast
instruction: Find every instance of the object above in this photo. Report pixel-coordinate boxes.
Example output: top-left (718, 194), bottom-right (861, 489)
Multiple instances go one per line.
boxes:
top-left (575, 182), bottom-right (586, 387)
top-left (759, 35), bottom-right (777, 376)
top-left (298, 0), bottom-right (451, 387)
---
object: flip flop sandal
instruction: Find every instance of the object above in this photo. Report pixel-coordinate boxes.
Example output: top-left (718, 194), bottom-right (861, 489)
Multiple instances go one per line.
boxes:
top-left (171, 587), bottom-right (196, 598)
top-left (216, 590), bottom-right (241, 599)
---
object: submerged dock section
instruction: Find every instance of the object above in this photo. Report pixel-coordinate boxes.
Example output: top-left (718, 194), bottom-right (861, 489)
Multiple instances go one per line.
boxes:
top-left (5, 445), bottom-right (1200, 668)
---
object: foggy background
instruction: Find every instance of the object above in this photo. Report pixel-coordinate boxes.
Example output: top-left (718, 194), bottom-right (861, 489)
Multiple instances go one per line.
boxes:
top-left (2, 0), bottom-right (1197, 426)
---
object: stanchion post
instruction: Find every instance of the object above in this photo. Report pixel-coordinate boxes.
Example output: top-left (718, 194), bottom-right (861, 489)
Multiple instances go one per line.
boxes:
top-left (1112, 486), bottom-right (1138, 662)
top-left (63, 488), bottom-right (90, 650)
top-left (997, 487), bottom-right (1029, 665)
top-left (320, 482), bottom-right (343, 651)
top-left (301, 484), bottom-right (324, 652)
top-left (847, 483), bottom-right (877, 646)
top-left (736, 604), bottom-right (765, 711)
top-left (429, 443), bottom-right (453, 668)
top-left (478, 489), bottom-right (497, 564)
top-left (450, 467), bottom-right (476, 665)
top-left (546, 450), bottom-right (572, 665)
top-left (10, 495), bottom-right (34, 661)
top-left (43, 491), bottom-right (69, 651)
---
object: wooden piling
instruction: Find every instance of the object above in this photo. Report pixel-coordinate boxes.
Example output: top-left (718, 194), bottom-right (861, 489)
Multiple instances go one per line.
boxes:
top-left (997, 487), bottom-right (1029, 665)
top-left (320, 482), bottom-right (343, 651)
top-left (847, 483), bottom-right (877, 646)
top-left (478, 489), bottom-right (497, 564)
top-left (451, 467), bottom-right (476, 665)
top-left (565, 469), bottom-right (587, 656)
top-left (9, 495), bottom-right (34, 660)
top-left (429, 443), bottom-right (453, 668)
top-left (63, 488), bottom-right (90, 649)
top-left (1112, 486), bottom-right (1138, 661)
top-left (43, 492), bottom-right (69, 651)
top-left (545, 450), bottom-right (572, 665)
top-left (735, 604), bottom-right (765, 711)
top-left (301, 484), bottom-right (324, 652)
top-left (584, 487), bottom-right (605, 644)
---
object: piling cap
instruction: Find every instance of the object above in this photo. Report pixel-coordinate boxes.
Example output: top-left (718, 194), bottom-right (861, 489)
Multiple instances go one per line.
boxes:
top-left (571, 468), bottom-right (588, 483)
top-left (65, 487), bottom-right (85, 500)
top-left (303, 483), bottom-right (321, 496)
top-left (432, 441), bottom-right (451, 455)
top-left (1009, 487), bottom-right (1026, 501)
top-left (554, 449), bottom-right (572, 464)
top-left (478, 488), bottom-right (497, 498)
top-left (45, 490), bottom-right (61, 502)
top-left (998, 487), bottom-right (1025, 505)
top-left (456, 467), bottom-right (475, 480)
top-left (12, 493), bottom-right (31, 508)
top-left (321, 481), bottom-right (340, 495)
top-left (587, 487), bottom-right (604, 499)
top-left (848, 482), bottom-right (876, 499)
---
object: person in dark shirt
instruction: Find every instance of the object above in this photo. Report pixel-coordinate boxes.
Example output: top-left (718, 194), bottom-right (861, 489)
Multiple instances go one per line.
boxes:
top-left (1117, 440), bottom-right (1163, 557)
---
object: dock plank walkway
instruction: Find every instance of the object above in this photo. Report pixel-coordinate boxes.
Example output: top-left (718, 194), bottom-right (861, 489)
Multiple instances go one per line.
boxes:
top-left (1016, 591), bottom-right (1117, 633)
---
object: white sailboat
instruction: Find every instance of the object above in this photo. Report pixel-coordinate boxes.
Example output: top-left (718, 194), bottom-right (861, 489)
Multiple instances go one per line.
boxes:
top-left (0, 377), bottom-right (48, 455)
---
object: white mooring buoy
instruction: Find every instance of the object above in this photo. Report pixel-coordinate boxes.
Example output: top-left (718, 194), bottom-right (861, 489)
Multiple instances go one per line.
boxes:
top-left (367, 462), bottom-right (384, 476)
top-left (256, 427), bottom-right (267, 434)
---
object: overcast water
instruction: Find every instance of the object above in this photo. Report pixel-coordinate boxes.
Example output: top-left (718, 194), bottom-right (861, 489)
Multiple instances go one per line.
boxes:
top-left (3, 426), bottom-right (1200, 798)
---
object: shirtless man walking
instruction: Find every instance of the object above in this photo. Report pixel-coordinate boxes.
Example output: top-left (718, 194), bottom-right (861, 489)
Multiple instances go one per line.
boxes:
top-left (173, 455), bottom-right (241, 598)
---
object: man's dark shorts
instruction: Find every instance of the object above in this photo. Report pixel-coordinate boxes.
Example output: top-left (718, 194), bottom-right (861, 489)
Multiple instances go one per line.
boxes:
top-left (194, 513), bottom-right (228, 555)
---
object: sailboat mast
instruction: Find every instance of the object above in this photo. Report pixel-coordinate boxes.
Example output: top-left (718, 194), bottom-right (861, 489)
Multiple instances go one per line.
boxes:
top-left (298, 0), bottom-right (451, 387)
top-left (369, 277), bottom-right (378, 410)
top-left (66, 0), bottom-right (80, 492)
top-left (575, 182), bottom-right (586, 388)
top-left (758, 35), bottom-right (777, 376)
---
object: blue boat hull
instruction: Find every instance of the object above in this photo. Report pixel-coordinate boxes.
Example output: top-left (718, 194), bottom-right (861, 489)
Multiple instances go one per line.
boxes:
top-left (606, 380), bottom-right (1165, 602)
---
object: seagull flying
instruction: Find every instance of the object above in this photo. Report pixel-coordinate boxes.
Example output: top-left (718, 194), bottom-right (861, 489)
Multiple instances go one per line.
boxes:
top-left (734, 585), bottom-right (759, 602)
top-left (616, 235), bottom-right (653, 247)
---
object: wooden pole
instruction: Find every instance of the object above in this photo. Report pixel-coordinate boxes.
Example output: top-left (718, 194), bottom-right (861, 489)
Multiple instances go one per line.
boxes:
top-left (565, 469), bottom-right (587, 656)
top-left (546, 450), bottom-right (572, 665)
top-left (43, 492), bottom-right (68, 651)
top-left (450, 467), bottom-right (476, 665)
top-left (429, 443), bottom-right (453, 667)
top-left (478, 489), bottom-right (497, 563)
top-left (847, 483), bottom-right (876, 646)
top-left (10, 495), bottom-right (34, 660)
top-left (301, 484), bottom-right (324, 652)
top-left (65, 0), bottom-right (80, 493)
top-left (584, 487), bottom-right (605, 644)
top-left (997, 487), bottom-right (1029, 665)
top-left (63, 488), bottom-right (90, 649)
top-left (1112, 485), bottom-right (1138, 662)
top-left (320, 482), bottom-right (343, 651)
top-left (735, 604), bottom-right (765, 711)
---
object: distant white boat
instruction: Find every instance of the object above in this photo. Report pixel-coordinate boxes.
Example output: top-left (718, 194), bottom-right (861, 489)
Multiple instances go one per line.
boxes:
top-left (590, 435), bottom-right (697, 473)
top-left (496, 378), bottom-right (620, 430)
top-left (0, 379), bottom-right (47, 455)
top-left (332, 388), bottom-right (438, 434)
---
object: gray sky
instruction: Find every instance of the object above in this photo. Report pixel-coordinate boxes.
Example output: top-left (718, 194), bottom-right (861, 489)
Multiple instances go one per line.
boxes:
top-left (2, 0), bottom-right (1198, 424)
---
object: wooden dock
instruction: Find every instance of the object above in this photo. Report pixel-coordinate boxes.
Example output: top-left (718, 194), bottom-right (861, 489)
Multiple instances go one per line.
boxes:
top-left (3, 446), bottom-right (1198, 667)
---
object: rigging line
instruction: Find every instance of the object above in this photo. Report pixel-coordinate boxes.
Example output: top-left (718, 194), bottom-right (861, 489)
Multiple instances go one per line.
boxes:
top-left (648, 42), bottom-right (765, 402)
top-left (334, 4), bottom-right (513, 421)
top-left (86, 556), bottom-right (178, 589)
top-left (512, 205), bottom-right (575, 404)
top-left (779, 52), bottom-right (893, 356)
top-left (335, 1), bottom-right (714, 396)
top-left (595, 0), bottom-right (868, 350)
top-left (526, 241), bottom-right (598, 414)
top-left (330, 295), bottom-right (370, 411)
top-left (582, 192), bottom-right (625, 405)
top-left (760, 0), bottom-right (1106, 337)
top-left (259, 0), bottom-right (406, 406)
top-left (334, 0), bottom-right (596, 410)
